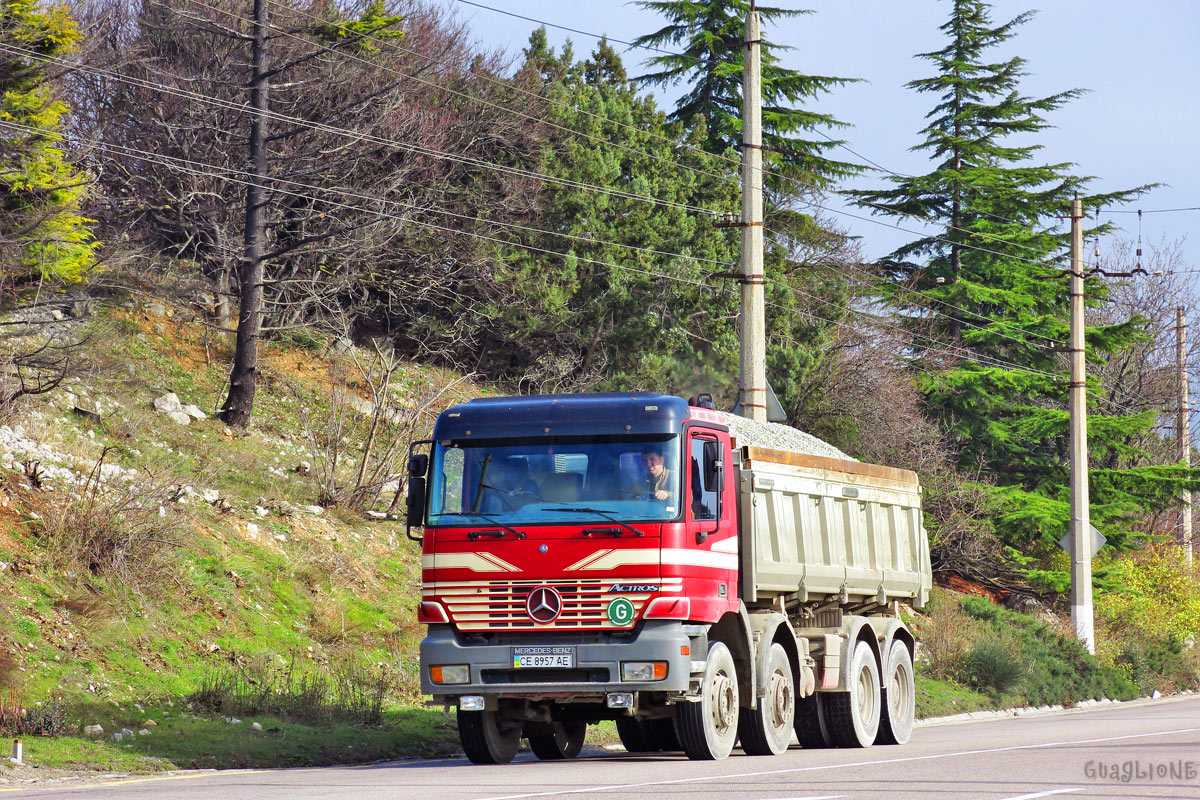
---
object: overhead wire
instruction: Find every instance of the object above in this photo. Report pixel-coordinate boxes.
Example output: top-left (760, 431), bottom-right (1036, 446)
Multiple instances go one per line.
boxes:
top-left (0, 115), bottom-right (1060, 378)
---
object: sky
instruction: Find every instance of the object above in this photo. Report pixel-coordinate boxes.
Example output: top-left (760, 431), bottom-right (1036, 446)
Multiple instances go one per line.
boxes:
top-left (439, 0), bottom-right (1199, 269)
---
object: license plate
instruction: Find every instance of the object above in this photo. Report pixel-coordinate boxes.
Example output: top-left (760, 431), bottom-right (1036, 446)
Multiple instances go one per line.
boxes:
top-left (511, 646), bottom-right (576, 668)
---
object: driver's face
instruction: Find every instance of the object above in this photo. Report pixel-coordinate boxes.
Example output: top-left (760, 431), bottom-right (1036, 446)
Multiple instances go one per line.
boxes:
top-left (644, 455), bottom-right (664, 476)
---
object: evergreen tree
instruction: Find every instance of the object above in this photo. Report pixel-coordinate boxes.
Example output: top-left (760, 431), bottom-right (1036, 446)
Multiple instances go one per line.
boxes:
top-left (850, 0), bottom-right (1196, 583)
top-left (631, 0), bottom-right (859, 190)
top-left (0, 0), bottom-right (97, 286)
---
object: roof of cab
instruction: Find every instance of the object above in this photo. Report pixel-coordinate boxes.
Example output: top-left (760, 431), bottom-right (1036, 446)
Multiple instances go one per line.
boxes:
top-left (432, 392), bottom-right (706, 441)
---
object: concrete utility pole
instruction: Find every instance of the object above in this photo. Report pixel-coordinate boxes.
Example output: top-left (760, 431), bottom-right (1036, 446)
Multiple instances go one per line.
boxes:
top-left (1068, 197), bottom-right (1094, 654)
top-left (738, 7), bottom-right (766, 423)
top-left (1178, 307), bottom-right (1193, 563)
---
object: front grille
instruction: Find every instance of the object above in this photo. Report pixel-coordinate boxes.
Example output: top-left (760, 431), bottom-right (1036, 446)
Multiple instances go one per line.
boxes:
top-left (481, 668), bottom-right (610, 684)
top-left (431, 578), bottom-right (663, 631)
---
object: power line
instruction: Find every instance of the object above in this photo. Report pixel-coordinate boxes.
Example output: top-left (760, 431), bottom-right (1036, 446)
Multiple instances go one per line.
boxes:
top-left (2, 41), bottom-right (725, 220)
top-left (1099, 207), bottom-right (1199, 215)
top-left (2, 116), bottom-right (1059, 379)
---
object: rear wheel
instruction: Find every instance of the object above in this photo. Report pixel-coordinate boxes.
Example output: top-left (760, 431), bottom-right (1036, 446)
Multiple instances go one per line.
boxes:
top-left (738, 643), bottom-right (795, 755)
top-left (615, 716), bottom-right (659, 753)
top-left (528, 721), bottom-right (586, 760)
top-left (458, 708), bottom-right (522, 764)
top-left (675, 641), bottom-right (740, 761)
top-left (794, 691), bottom-right (831, 748)
top-left (821, 640), bottom-right (881, 748)
top-left (876, 639), bottom-right (915, 745)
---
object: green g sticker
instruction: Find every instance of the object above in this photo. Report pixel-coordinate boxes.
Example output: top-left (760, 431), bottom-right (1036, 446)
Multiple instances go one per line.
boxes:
top-left (607, 597), bottom-right (635, 626)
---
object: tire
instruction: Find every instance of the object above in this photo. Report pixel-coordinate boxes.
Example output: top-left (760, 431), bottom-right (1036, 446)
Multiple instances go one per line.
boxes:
top-left (821, 640), bottom-right (881, 748)
top-left (528, 721), bottom-right (586, 760)
top-left (457, 708), bottom-right (522, 764)
top-left (876, 639), bottom-right (915, 745)
top-left (674, 641), bottom-right (740, 761)
top-left (738, 643), bottom-right (795, 756)
top-left (649, 718), bottom-right (681, 751)
top-left (615, 717), bottom-right (660, 753)
top-left (794, 691), bottom-right (831, 748)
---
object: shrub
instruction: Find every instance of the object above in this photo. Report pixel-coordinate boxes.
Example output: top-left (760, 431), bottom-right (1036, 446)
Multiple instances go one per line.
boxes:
top-left (0, 689), bottom-right (74, 737)
top-left (964, 639), bottom-right (1024, 693)
top-left (913, 592), bottom-right (980, 680)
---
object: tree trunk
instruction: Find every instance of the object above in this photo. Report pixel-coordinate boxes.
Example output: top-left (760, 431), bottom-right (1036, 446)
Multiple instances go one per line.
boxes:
top-left (221, 0), bottom-right (270, 428)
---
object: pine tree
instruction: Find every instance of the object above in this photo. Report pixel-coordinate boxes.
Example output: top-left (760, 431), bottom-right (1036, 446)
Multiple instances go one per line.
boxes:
top-left (0, 0), bottom-right (98, 286)
top-left (630, 0), bottom-right (859, 190)
top-left (849, 0), bottom-right (1197, 582)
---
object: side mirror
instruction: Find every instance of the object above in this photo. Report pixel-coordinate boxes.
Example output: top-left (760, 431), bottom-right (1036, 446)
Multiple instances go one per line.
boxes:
top-left (409, 453), bottom-right (429, 478)
top-left (406, 476), bottom-right (427, 542)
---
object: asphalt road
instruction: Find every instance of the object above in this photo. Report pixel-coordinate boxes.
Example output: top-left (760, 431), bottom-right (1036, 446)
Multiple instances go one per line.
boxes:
top-left (6, 696), bottom-right (1199, 800)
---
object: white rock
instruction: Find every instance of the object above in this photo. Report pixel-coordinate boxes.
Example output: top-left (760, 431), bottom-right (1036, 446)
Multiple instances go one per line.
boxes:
top-left (153, 393), bottom-right (183, 413)
top-left (201, 488), bottom-right (220, 503)
top-left (255, 506), bottom-right (270, 517)
top-left (251, 722), bottom-right (263, 731)
top-left (183, 404), bottom-right (207, 420)
top-left (138, 729), bottom-right (150, 736)
top-left (229, 717), bottom-right (241, 725)
top-left (300, 505), bottom-right (324, 515)
top-left (245, 523), bottom-right (259, 537)
top-left (366, 510), bottom-right (387, 519)
top-left (83, 724), bottom-right (105, 737)
top-left (1152, 689), bottom-right (1162, 699)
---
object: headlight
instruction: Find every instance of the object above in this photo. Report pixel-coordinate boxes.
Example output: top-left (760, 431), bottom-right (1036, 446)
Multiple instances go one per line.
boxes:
top-left (621, 661), bottom-right (668, 681)
top-left (431, 664), bottom-right (470, 684)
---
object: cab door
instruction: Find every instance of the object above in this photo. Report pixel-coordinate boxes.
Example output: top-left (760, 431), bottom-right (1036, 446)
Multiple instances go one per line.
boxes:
top-left (683, 429), bottom-right (739, 619)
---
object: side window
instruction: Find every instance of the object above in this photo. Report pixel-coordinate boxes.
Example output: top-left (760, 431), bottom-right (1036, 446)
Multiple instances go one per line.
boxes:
top-left (690, 437), bottom-right (720, 521)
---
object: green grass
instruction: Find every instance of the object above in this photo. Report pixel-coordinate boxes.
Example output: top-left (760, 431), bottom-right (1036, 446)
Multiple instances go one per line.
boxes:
top-left (914, 675), bottom-right (1005, 718)
top-left (3, 706), bottom-right (461, 773)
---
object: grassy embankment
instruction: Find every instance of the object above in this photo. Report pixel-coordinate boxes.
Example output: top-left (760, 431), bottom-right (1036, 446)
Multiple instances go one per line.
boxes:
top-left (1, 302), bottom-right (1195, 775)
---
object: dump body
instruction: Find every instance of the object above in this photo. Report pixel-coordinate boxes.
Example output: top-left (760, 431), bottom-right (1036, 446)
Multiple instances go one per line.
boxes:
top-left (735, 446), bottom-right (931, 609)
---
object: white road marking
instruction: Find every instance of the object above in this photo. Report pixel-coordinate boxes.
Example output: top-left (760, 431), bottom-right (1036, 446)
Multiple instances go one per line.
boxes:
top-left (995, 790), bottom-right (1083, 800)
top-left (473, 726), bottom-right (1200, 800)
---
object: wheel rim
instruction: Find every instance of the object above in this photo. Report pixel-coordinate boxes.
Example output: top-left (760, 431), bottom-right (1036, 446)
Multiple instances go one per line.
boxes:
top-left (889, 656), bottom-right (913, 722)
top-left (710, 667), bottom-right (736, 735)
top-left (857, 661), bottom-right (877, 723)
top-left (769, 667), bottom-right (793, 730)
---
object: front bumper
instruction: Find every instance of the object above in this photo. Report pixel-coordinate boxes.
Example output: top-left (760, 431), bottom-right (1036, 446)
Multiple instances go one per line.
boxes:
top-left (420, 621), bottom-right (695, 699)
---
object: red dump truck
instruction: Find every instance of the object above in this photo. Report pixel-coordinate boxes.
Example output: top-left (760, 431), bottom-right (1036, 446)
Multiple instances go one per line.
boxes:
top-left (408, 392), bottom-right (932, 762)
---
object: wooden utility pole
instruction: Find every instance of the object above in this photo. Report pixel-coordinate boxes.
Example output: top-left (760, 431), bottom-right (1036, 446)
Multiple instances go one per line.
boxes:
top-left (221, 0), bottom-right (270, 427)
top-left (1178, 307), bottom-right (1193, 563)
top-left (1068, 197), bottom-right (1094, 654)
top-left (738, 7), bottom-right (766, 422)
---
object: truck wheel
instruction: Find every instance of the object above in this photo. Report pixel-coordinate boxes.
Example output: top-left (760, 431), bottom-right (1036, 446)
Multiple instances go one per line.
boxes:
top-left (457, 708), bottom-right (522, 764)
top-left (738, 643), bottom-right (795, 755)
top-left (821, 640), bottom-right (881, 748)
top-left (674, 641), bottom-right (739, 761)
top-left (876, 639), bottom-right (915, 745)
top-left (615, 717), bottom-right (659, 753)
top-left (794, 691), bottom-right (831, 748)
top-left (528, 721), bottom-right (586, 760)
top-left (650, 718), bottom-right (681, 751)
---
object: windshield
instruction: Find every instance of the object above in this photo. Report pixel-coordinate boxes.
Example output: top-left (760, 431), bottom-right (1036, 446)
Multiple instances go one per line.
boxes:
top-left (427, 436), bottom-right (681, 525)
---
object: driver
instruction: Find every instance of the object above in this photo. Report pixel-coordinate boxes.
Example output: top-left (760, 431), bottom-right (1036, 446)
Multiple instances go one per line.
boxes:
top-left (641, 450), bottom-right (673, 501)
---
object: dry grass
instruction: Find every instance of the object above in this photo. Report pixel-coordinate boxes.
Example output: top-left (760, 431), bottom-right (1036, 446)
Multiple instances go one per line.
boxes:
top-left (914, 598), bottom-right (982, 680)
top-left (36, 447), bottom-right (187, 594)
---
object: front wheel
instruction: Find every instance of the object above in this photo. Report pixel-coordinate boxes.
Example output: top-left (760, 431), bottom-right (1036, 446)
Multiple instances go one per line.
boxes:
top-left (821, 640), bottom-right (881, 748)
top-left (458, 708), bottom-right (522, 764)
top-left (528, 721), bottom-right (586, 760)
top-left (675, 641), bottom-right (740, 760)
top-left (876, 639), bottom-right (915, 745)
top-left (738, 643), bottom-right (795, 755)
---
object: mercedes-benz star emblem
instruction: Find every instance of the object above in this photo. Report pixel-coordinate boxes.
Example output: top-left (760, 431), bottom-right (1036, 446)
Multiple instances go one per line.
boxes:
top-left (526, 586), bottom-right (563, 624)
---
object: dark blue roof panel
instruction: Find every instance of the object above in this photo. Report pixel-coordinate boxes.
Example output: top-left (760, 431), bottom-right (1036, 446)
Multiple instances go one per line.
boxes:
top-left (433, 393), bottom-right (693, 441)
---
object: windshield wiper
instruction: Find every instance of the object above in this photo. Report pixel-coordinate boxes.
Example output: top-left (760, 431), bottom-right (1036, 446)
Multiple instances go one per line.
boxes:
top-left (541, 507), bottom-right (644, 537)
top-left (439, 512), bottom-right (526, 540)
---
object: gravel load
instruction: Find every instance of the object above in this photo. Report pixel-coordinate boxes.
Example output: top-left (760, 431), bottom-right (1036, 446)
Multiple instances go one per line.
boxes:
top-left (713, 410), bottom-right (855, 462)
